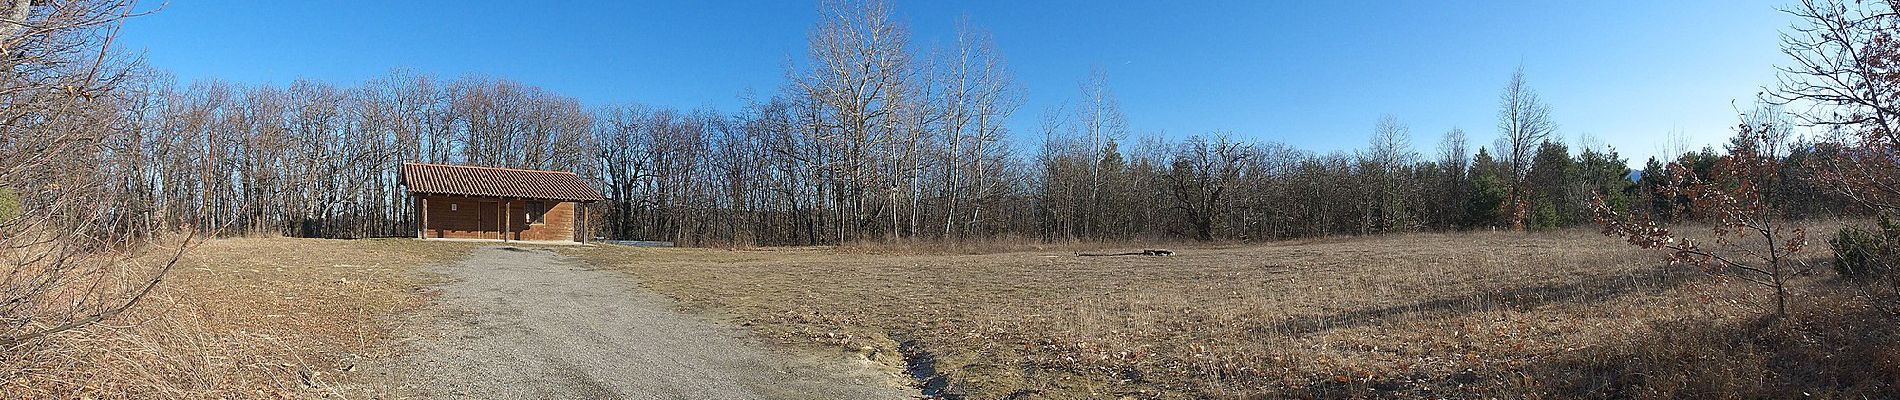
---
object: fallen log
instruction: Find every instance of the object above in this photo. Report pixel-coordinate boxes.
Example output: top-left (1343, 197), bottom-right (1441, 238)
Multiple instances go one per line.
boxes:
top-left (1077, 249), bottom-right (1173, 257)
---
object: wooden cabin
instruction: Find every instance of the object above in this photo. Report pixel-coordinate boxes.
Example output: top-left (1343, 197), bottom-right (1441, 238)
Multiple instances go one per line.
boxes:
top-left (400, 163), bottom-right (604, 243)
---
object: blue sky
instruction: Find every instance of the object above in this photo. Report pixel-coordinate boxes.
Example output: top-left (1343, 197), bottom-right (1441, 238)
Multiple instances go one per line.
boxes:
top-left (117, 1), bottom-right (1790, 165)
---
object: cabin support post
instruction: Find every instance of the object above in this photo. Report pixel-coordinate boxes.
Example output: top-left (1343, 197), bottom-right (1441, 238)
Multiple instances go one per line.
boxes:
top-left (503, 200), bottom-right (512, 242)
top-left (418, 196), bottom-right (428, 239)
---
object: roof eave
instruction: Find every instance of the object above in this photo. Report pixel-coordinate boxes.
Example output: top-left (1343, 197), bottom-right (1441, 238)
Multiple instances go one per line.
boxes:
top-left (409, 192), bottom-right (603, 202)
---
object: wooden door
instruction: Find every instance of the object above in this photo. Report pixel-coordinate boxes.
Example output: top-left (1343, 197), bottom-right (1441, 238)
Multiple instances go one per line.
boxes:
top-left (477, 201), bottom-right (499, 239)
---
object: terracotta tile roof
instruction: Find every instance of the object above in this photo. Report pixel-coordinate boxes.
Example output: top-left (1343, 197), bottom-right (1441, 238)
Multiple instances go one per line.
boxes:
top-left (401, 163), bottom-right (604, 202)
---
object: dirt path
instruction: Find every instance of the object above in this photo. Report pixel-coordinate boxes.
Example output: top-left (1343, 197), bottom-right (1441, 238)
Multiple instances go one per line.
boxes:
top-left (383, 246), bottom-right (910, 399)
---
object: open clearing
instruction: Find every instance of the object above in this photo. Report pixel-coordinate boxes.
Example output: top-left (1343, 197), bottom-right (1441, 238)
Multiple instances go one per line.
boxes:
top-left (11, 230), bottom-right (1895, 398)
top-left (566, 229), bottom-right (1899, 398)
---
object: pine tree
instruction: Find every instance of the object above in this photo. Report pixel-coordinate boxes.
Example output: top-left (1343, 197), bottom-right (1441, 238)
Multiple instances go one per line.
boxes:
top-left (1639, 157), bottom-right (1671, 219)
top-left (1466, 147), bottom-right (1509, 228)
top-left (1096, 139), bottom-right (1127, 237)
top-left (1524, 140), bottom-right (1575, 228)
top-left (1575, 146), bottom-right (1634, 221)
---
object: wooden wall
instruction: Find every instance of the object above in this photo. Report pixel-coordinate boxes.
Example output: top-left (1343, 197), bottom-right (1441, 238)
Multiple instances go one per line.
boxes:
top-left (418, 195), bottom-right (582, 242)
top-left (505, 200), bottom-right (576, 241)
top-left (422, 196), bottom-right (498, 239)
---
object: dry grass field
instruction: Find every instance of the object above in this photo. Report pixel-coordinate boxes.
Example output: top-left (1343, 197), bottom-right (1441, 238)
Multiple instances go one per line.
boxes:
top-left (4, 229), bottom-right (1893, 399)
top-left (2, 237), bottom-right (479, 399)
top-left (567, 229), bottom-right (1900, 399)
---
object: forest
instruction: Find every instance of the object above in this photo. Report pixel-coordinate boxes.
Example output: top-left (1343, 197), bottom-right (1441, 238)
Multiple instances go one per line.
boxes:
top-left (33, 2), bottom-right (1858, 248)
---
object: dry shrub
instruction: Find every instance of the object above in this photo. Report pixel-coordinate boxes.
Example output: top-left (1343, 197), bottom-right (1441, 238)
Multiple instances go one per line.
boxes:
top-left (1537, 291), bottom-right (1900, 398)
top-left (3, 291), bottom-right (322, 398)
top-left (1593, 120), bottom-right (1808, 316)
top-left (0, 238), bottom-right (476, 398)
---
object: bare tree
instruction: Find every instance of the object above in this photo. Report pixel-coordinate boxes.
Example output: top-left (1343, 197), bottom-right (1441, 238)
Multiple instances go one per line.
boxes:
top-left (1497, 67), bottom-right (1555, 179)
top-left (1164, 134), bottom-right (1251, 241)
top-left (1497, 66), bottom-right (1555, 228)
top-left (0, 0), bottom-right (192, 350)
top-left (1439, 127), bottom-right (1469, 175)
top-left (1434, 127), bottom-right (1472, 228)
top-left (937, 20), bottom-right (1020, 239)
top-left (1772, 0), bottom-right (1900, 213)
top-left (1366, 115), bottom-right (1416, 232)
top-left (795, 0), bottom-right (912, 242)
top-left (1061, 68), bottom-right (1129, 240)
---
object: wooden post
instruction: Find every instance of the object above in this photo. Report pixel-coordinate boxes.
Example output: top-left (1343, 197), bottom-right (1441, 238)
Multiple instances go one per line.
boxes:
top-left (503, 200), bottom-right (512, 241)
top-left (418, 197), bottom-right (428, 239)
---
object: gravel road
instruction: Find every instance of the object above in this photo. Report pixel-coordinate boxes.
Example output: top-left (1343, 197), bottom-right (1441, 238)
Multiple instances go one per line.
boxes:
top-left (384, 246), bottom-right (910, 399)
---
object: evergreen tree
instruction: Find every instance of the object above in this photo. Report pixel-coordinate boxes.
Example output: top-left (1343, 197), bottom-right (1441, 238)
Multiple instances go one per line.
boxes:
top-left (1466, 147), bottom-right (1509, 228)
top-left (1638, 156), bottom-right (1671, 219)
top-left (1096, 139), bottom-right (1127, 237)
top-left (1776, 143), bottom-right (1852, 218)
top-left (1575, 146), bottom-right (1634, 221)
top-left (1524, 140), bottom-right (1575, 228)
top-left (1672, 147), bottom-right (1724, 220)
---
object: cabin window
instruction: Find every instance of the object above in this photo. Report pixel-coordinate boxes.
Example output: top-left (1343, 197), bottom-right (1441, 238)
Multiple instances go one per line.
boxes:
top-left (526, 201), bottom-right (546, 224)
top-left (450, 203), bottom-right (458, 212)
